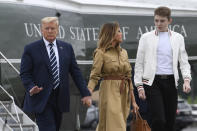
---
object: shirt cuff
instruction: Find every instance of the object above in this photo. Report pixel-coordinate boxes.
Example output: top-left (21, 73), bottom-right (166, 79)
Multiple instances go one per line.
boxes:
top-left (137, 86), bottom-right (144, 92)
top-left (184, 78), bottom-right (190, 83)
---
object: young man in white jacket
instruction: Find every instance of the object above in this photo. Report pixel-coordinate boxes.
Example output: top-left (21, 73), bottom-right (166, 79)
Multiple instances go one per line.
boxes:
top-left (134, 6), bottom-right (191, 131)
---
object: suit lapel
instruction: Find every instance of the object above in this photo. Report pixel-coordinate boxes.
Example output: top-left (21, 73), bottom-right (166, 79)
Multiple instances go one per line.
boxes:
top-left (57, 41), bottom-right (64, 79)
top-left (39, 40), bottom-right (51, 70)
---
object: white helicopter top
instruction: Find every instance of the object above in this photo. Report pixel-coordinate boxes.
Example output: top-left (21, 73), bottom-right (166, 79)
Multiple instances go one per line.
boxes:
top-left (1, 0), bottom-right (197, 16)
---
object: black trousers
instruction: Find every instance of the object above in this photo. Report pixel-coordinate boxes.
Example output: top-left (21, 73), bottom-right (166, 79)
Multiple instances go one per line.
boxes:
top-left (35, 88), bottom-right (62, 131)
top-left (144, 75), bottom-right (177, 131)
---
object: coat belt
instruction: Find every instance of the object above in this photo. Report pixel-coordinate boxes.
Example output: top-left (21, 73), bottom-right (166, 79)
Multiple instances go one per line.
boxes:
top-left (103, 75), bottom-right (131, 94)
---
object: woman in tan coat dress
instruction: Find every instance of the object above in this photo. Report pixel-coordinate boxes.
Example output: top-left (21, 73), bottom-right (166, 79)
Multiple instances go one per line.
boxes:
top-left (88, 22), bottom-right (139, 131)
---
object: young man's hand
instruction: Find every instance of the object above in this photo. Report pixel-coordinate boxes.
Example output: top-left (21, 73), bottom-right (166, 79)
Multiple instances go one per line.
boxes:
top-left (138, 87), bottom-right (146, 100)
top-left (183, 80), bottom-right (191, 93)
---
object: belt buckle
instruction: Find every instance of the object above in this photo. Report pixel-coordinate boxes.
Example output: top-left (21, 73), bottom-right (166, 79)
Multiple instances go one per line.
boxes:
top-left (160, 75), bottom-right (167, 79)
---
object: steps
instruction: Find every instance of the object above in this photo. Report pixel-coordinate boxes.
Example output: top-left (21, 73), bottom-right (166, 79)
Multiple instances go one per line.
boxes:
top-left (9, 124), bottom-right (35, 131)
top-left (0, 101), bottom-right (11, 113)
top-left (0, 101), bottom-right (39, 131)
top-left (0, 113), bottom-right (23, 124)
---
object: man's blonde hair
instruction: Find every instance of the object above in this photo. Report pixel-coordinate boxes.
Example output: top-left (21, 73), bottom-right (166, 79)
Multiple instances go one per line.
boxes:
top-left (41, 17), bottom-right (59, 25)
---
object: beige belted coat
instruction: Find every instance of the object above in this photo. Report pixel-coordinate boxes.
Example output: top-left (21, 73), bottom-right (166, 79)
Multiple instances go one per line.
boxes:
top-left (88, 46), bottom-right (133, 131)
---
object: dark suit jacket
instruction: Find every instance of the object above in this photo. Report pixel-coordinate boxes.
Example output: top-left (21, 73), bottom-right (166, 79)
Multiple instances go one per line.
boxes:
top-left (20, 39), bottom-right (90, 113)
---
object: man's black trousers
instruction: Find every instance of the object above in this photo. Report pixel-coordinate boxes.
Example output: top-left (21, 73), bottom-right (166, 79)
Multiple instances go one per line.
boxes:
top-left (144, 75), bottom-right (177, 131)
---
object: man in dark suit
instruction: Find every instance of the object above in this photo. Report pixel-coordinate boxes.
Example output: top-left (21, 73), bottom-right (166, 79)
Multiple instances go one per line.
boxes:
top-left (20, 17), bottom-right (91, 131)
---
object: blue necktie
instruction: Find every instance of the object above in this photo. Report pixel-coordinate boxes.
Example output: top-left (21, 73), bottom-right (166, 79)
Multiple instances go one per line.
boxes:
top-left (49, 43), bottom-right (59, 89)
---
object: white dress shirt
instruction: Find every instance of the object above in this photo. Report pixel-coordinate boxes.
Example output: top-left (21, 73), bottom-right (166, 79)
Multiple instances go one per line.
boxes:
top-left (43, 37), bottom-right (60, 76)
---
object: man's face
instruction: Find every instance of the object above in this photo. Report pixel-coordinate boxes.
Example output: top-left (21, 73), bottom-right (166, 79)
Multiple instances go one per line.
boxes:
top-left (154, 15), bottom-right (172, 32)
top-left (41, 21), bottom-right (58, 42)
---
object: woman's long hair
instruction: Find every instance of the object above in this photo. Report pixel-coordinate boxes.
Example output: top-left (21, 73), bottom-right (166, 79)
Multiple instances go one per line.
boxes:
top-left (97, 22), bottom-right (119, 51)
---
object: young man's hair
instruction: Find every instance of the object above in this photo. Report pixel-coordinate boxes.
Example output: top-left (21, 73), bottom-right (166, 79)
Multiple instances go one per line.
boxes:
top-left (154, 6), bottom-right (171, 20)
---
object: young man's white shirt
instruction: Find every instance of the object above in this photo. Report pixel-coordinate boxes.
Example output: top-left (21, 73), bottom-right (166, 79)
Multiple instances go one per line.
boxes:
top-left (156, 32), bottom-right (173, 75)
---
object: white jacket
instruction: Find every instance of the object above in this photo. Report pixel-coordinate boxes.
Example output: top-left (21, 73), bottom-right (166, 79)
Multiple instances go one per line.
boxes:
top-left (134, 30), bottom-right (191, 87)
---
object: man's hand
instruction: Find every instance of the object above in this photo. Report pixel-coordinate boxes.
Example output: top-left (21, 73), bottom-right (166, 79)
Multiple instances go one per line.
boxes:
top-left (183, 80), bottom-right (191, 94)
top-left (81, 96), bottom-right (92, 107)
top-left (29, 86), bottom-right (43, 96)
top-left (138, 87), bottom-right (146, 100)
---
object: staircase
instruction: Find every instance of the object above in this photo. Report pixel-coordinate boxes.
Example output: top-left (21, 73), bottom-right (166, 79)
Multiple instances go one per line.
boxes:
top-left (0, 100), bottom-right (39, 131)
top-left (0, 51), bottom-right (39, 131)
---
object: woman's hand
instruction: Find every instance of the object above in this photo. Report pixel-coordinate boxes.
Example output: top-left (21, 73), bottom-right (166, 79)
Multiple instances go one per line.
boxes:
top-left (88, 88), bottom-right (93, 95)
top-left (132, 102), bottom-right (139, 114)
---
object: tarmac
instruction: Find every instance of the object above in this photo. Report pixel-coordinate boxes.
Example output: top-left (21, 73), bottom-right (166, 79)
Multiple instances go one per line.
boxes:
top-left (183, 123), bottom-right (197, 131)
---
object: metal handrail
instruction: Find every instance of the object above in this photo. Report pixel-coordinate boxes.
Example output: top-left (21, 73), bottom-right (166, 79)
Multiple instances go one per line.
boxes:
top-left (0, 85), bottom-right (23, 131)
top-left (0, 51), bottom-right (20, 75)
top-left (0, 51), bottom-right (23, 131)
